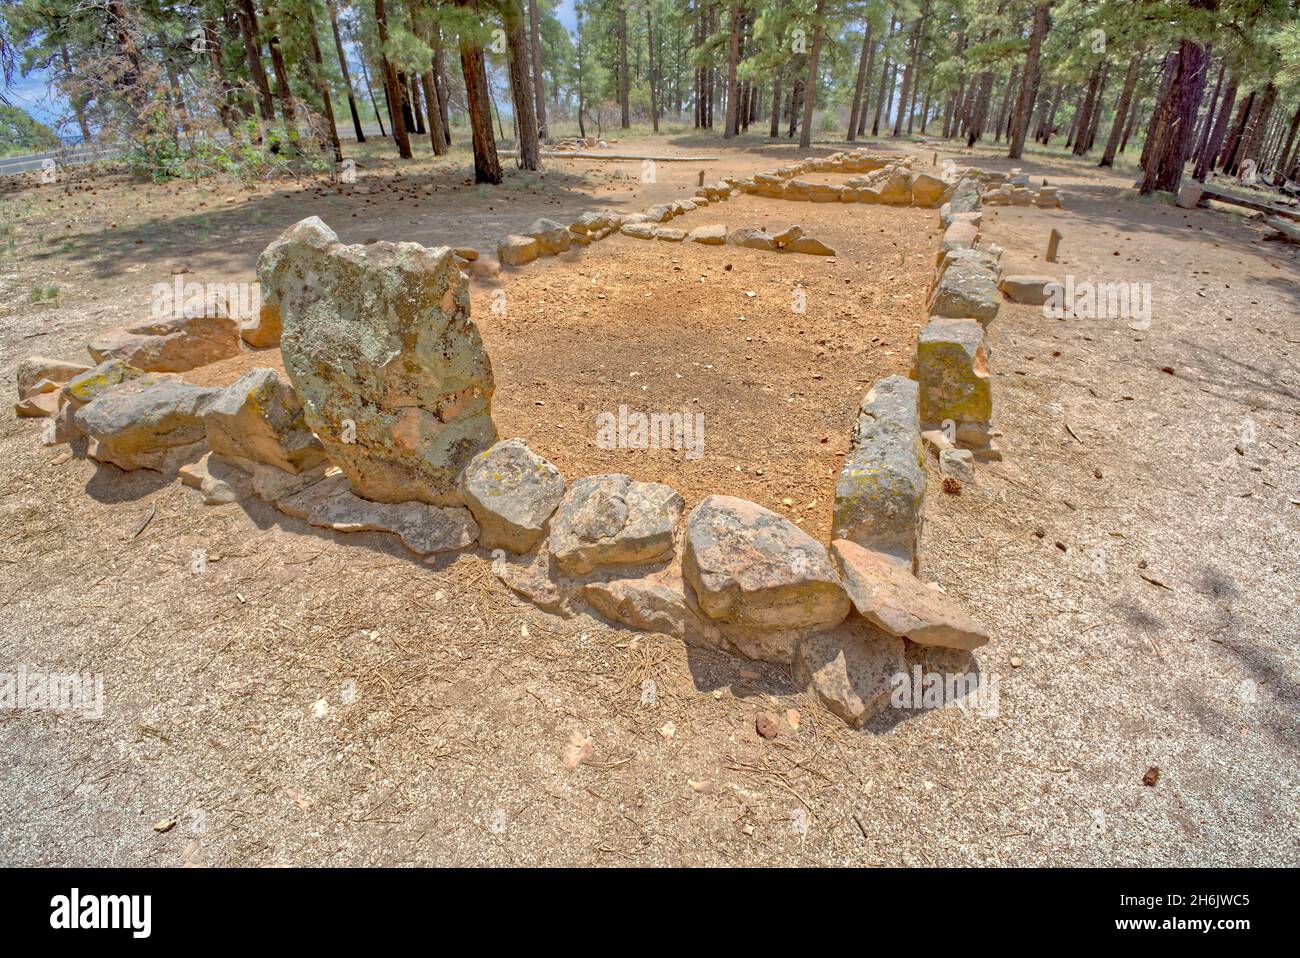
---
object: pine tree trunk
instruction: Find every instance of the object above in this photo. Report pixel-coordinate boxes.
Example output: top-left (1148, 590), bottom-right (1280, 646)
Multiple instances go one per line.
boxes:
top-left (618, 7), bottom-right (630, 128)
top-left (458, 7), bottom-right (501, 183)
top-left (798, 0), bottom-right (827, 149)
top-left (1221, 91), bottom-right (1255, 175)
top-left (1140, 18), bottom-right (1214, 195)
top-left (769, 70), bottom-right (782, 138)
top-left (1100, 51), bottom-right (1142, 167)
top-left (234, 0), bottom-right (275, 124)
top-left (647, 6), bottom-right (660, 132)
top-left (1072, 62), bottom-right (1103, 156)
top-left (892, 7), bottom-right (925, 137)
top-left (326, 0), bottom-right (366, 142)
top-left (265, 19), bottom-right (299, 147)
top-left (305, 7), bottom-right (342, 161)
top-left (374, 0), bottom-right (411, 156)
top-left (1139, 52), bottom-right (1178, 169)
top-left (504, 0), bottom-right (540, 170)
top-left (1191, 59), bottom-right (1223, 169)
top-left (1008, 3), bottom-right (1049, 159)
top-left (1237, 82), bottom-right (1277, 174)
top-left (1273, 103), bottom-right (1300, 179)
top-left (723, 1), bottom-right (741, 137)
top-left (871, 17), bottom-right (895, 137)
top-left (1195, 72), bottom-right (1236, 178)
top-left (527, 0), bottom-right (548, 141)
top-left (847, 22), bottom-right (873, 143)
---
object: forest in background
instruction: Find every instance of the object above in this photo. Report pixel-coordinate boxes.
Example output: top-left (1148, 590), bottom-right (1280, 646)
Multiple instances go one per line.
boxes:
top-left (0, 0), bottom-right (1297, 193)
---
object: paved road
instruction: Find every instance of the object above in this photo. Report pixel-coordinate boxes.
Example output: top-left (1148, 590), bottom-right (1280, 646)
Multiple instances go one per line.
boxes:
top-left (0, 125), bottom-right (387, 178)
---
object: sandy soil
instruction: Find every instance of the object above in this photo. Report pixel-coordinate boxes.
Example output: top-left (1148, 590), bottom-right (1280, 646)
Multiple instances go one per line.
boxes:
top-left (0, 134), bottom-right (1297, 866)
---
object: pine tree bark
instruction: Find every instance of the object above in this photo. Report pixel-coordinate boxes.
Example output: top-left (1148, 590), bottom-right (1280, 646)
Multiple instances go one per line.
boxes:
top-left (1140, 9), bottom-right (1215, 196)
top-left (234, 0), bottom-right (275, 123)
top-left (769, 69), bottom-right (782, 138)
top-left (647, 6), bottom-right (660, 132)
top-left (264, 13), bottom-right (299, 148)
top-left (723, 1), bottom-right (741, 137)
top-left (892, 5), bottom-right (926, 137)
top-left (456, 0), bottom-right (501, 182)
top-left (375, 0), bottom-right (411, 157)
top-left (798, 0), bottom-right (827, 149)
top-left (1008, 2), bottom-right (1049, 158)
top-left (504, 0), bottom-right (540, 170)
top-left (1221, 90), bottom-right (1254, 175)
top-left (1236, 82), bottom-right (1276, 174)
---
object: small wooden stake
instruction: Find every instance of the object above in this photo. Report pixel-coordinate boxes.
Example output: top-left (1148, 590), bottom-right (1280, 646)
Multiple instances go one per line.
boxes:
top-left (1046, 228), bottom-right (1062, 263)
top-left (697, 169), bottom-right (705, 187)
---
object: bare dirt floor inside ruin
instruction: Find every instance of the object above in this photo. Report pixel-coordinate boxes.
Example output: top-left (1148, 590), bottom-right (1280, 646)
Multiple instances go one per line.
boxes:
top-left (1, 135), bottom-right (1297, 866)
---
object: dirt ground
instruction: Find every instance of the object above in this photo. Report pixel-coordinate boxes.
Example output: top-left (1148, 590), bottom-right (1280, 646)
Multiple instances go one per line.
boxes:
top-left (1, 134), bottom-right (1297, 866)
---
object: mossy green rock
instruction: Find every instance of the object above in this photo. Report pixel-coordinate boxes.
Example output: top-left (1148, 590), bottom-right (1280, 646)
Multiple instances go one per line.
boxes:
top-left (832, 376), bottom-right (925, 571)
top-left (262, 217), bottom-right (496, 505)
top-left (911, 318), bottom-right (993, 427)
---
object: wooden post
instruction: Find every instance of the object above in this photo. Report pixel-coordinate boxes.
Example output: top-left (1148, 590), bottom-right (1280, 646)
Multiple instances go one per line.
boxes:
top-left (1046, 228), bottom-right (1062, 263)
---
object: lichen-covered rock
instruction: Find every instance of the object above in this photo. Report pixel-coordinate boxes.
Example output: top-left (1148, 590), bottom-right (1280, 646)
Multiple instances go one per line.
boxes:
top-left (830, 539), bottom-right (989, 650)
top-left (683, 495), bottom-right (849, 634)
top-left (459, 438), bottom-right (565, 554)
top-left (910, 172), bottom-right (949, 208)
top-left (928, 260), bottom-right (1000, 325)
top-left (548, 474), bottom-right (683, 575)
top-left (16, 357), bottom-right (91, 400)
top-left (911, 317), bottom-right (992, 428)
top-left (833, 376), bottom-right (925, 570)
top-left (263, 217), bottom-right (496, 506)
top-left (306, 483), bottom-right (478, 555)
top-left (74, 378), bottom-right (222, 472)
top-left (794, 619), bottom-right (907, 728)
top-left (203, 367), bottom-right (324, 474)
top-left (88, 311), bottom-right (241, 373)
top-left (498, 234), bottom-right (539, 266)
top-left (530, 218), bottom-right (572, 255)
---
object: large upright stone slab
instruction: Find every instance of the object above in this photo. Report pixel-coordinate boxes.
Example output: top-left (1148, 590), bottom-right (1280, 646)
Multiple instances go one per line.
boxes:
top-left (260, 217), bottom-right (496, 505)
top-left (911, 317), bottom-right (992, 428)
top-left (833, 376), bottom-right (925, 571)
